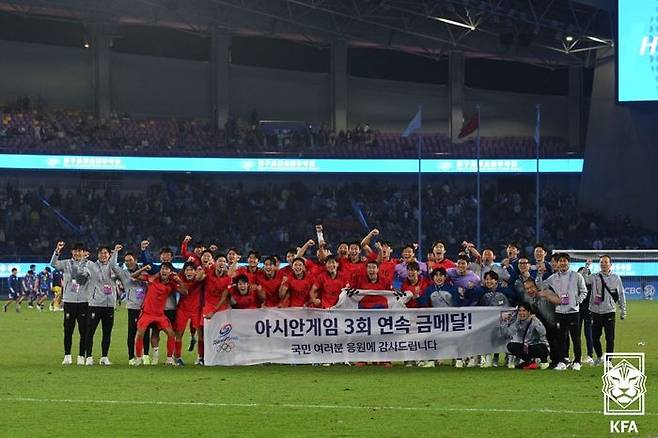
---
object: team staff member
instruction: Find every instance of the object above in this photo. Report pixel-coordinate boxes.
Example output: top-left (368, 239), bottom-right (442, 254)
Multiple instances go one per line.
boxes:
top-left (111, 248), bottom-right (148, 365)
top-left (587, 255), bottom-right (627, 365)
top-left (51, 241), bottom-right (89, 366)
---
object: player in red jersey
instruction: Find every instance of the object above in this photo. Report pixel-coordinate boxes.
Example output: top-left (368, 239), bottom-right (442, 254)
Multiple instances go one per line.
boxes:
top-left (180, 235), bottom-right (204, 266)
top-left (427, 240), bottom-right (456, 271)
top-left (186, 249), bottom-right (215, 354)
top-left (361, 228), bottom-right (399, 284)
top-left (400, 261), bottom-right (431, 308)
top-left (352, 260), bottom-right (393, 309)
top-left (296, 238), bottom-right (330, 278)
top-left (173, 262), bottom-right (205, 366)
top-left (230, 274), bottom-right (262, 309)
top-left (338, 241), bottom-right (366, 282)
top-left (202, 254), bottom-right (231, 319)
top-left (132, 262), bottom-right (187, 366)
top-left (279, 258), bottom-right (315, 307)
top-left (256, 256), bottom-right (284, 308)
top-left (309, 256), bottom-right (350, 308)
top-left (236, 250), bottom-right (261, 284)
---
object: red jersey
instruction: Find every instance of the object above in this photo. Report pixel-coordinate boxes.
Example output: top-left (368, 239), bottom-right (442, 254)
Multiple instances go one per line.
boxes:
top-left (305, 259), bottom-right (326, 278)
top-left (142, 276), bottom-right (178, 316)
top-left (284, 273), bottom-right (315, 307)
top-left (178, 278), bottom-right (203, 313)
top-left (203, 274), bottom-right (231, 315)
top-left (428, 258), bottom-right (456, 271)
top-left (353, 273), bottom-right (393, 309)
top-left (236, 266), bottom-right (260, 284)
top-left (230, 286), bottom-right (260, 309)
top-left (338, 257), bottom-right (366, 283)
top-left (256, 270), bottom-right (283, 308)
top-left (180, 242), bottom-right (202, 267)
top-left (313, 270), bottom-right (349, 309)
top-left (401, 277), bottom-right (431, 308)
top-left (366, 252), bottom-right (398, 284)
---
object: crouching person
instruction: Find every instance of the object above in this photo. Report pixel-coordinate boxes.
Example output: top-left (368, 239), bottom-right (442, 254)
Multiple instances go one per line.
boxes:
top-left (505, 302), bottom-right (550, 369)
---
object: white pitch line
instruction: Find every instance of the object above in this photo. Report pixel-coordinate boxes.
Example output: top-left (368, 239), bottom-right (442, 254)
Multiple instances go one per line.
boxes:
top-left (3, 397), bottom-right (654, 416)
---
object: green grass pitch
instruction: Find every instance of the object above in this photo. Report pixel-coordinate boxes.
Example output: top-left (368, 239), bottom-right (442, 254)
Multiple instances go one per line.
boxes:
top-left (1, 302), bottom-right (656, 437)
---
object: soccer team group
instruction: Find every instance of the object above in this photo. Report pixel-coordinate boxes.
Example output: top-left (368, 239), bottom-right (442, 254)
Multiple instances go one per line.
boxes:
top-left (3, 226), bottom-right (628, 369)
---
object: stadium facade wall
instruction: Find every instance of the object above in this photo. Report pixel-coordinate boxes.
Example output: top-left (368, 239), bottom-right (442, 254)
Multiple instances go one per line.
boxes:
top-left (0, 39), bottom-right (567, 137)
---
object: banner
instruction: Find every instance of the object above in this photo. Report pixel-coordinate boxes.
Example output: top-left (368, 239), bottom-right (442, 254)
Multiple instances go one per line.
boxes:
top-left (204, 306), bottom-right (513, 366)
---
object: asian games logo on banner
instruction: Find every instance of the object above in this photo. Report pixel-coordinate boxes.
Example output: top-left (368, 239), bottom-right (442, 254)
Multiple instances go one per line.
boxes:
top-left (213, 323), bottom-right (239, 353)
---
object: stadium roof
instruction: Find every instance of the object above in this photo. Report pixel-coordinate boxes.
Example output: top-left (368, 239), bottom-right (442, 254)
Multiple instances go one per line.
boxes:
top-left (0, 0), bottom-right (613, 66)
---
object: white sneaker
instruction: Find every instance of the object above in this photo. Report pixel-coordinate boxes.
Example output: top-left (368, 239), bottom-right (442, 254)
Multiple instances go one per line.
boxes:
top-left (128, 358), bottom-right (136, 366)
top-left (572, 362), bottom-right (581, 371)
top-left (99, 357), bottom-right (112, 366)
top-left (152, 349), bottom-right (160, 366)
top-left (466, 357), bottom-right (477, 368)
top-left (582, 356), bottom-right (594, 365)
top-left (554, 362), bottom-right (568, 371)
top-left (132, 357), bottom-right (143, 367)
top-left (420, 360), bottom-right (436, 368)
top-left (479, 355), bottom-right (489, 368)
top-left (77, 355), bottom-right (85, 365)
top-left (507, 355), bottom-right (516, 369)
top-left (455, 359), bottom-right (464, 368)
top-left (540, 362), bottom-right (550, 370)
top-left (62, 355), bottom-right (72, 365)
top-left (165, 357), bottom-right (175, 366)
top-left (85, 356), bottom-right (94, 366)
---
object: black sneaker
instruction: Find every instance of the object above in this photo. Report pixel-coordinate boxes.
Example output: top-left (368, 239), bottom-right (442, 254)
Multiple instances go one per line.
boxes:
top-left (188, 337), bottom-right (197, 352)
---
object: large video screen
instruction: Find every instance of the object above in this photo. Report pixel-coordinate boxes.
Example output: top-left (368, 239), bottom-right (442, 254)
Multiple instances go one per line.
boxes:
top-left (618, 0), bottom-right (658, 102)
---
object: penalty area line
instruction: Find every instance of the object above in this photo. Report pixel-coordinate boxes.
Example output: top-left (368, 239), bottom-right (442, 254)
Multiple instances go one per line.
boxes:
top-left (4, 397), bottom-right (653, 416)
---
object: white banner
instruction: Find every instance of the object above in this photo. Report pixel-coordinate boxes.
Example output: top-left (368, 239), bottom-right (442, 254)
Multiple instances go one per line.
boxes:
top-left (204, 305), bottom-right (513, 366)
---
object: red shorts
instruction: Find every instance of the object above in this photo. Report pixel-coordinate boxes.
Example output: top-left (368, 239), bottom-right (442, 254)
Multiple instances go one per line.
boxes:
top-left (174, 308), bottom-right (201, 333)
top-left (137, 313), bottom-right (172, 331)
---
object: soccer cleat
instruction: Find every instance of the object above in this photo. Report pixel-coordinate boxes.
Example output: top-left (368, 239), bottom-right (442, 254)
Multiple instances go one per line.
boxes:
top-left (49, 304), bottom-right (54, 311)
top-left (188, 336), bottom-right (197, 352)
top-left (582, 356), bottom-right (594, 365)
top-left (99, 357), bottom-right (112, 366)
top-left (404, 361), bottom-right (414, 367)
top-left (197, 358), bottom-right (205, 366)
top-left (416, 361), bottom-right (427, 367)
top-left (523, 362), bottom-right (539, 370)
top-left (454, 359), bottom-right (464, 368)
top-left (554, 362), bottom-right (567, 371)
top-left (507, 356), bottom-right (516, 369)
top-left (85, 357), bottom-right (94, 366)
top-left (128, 358), bottom-right (136, 366)
top-left (62, 355), bottom-right (72, 365)
top-left (133, 357), bottom-right (143, 367)
top-left (540, 362), bottom-right (550, 370)
top-left (466, 357), bottom-right (477, 368)
top-left (420, 360), bottom-right (436, 368)
top-left (37, 305), bottom-right (43, 312)
top-left (166, 357), bottom-right (175, 366)
top-left (571, 362), bottom-right (581, 371)
top-left (322, 363), bottom-right (331, 367)
top-left (28, 305), bottom-right (34, 309)
top-left (175, 357), bottom-right (185, 367)
top-left (143, 355), bottom-right (151, 366)
top-left (77, 356), bottom-right (85, 365)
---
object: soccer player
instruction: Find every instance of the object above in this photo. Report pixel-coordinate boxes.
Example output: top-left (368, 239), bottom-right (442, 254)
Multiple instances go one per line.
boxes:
top-left (133, 262), bottom-right (187, 366)
top-left (180, 235), bottom-right (203, 266)
top-left (279, 258), bottom-right (315, 308)
top-left (236, 250), bottom-right (261, 284)
top-left (51, 267), bottom-right (64, 311)
top-left (394, 244), bottom-right (428, 282)
top-left (139, 241), bottom-right (178, 365)
top-left (256, 256), bottom-right (285, 308)
top-left (400, 261), bottom-right (430, 308)
top-left (352, 260), bottom-right (393, 309)
top-left (309, 255), bottom-right (349, 308)
top-left (230, 274), bottom-right (261, 309)
top-left (173, 262), bottom-right (206, 366)
top-left (587, 255), bottom-right (627, 365)
top-left (35, 267), bottom-right (53, 311)
top-left (446, 254), bottom-right (481, 290)
top-left (3, 267), bottom-right (22, 312)
top-left (23, 268), bottom-right (37, 309)
top-left (51, 241), bottom-right (89, 366)
top-left (81, 245), bottom-right (124, 366)
top-left (427, 240), bottom-right (456, 271)
top-left (111, 249), bottom-right (148, 365)
top-left (504, 302), bottom-right (550, 369)
top-left (538, 253), bottom-right (588, 371)
top-left (203, 254), bottom-right (232, 319)
top-left (361, 229), bottom-right (398, 284)
top-left (337, 241), bottom-right (366, 282)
